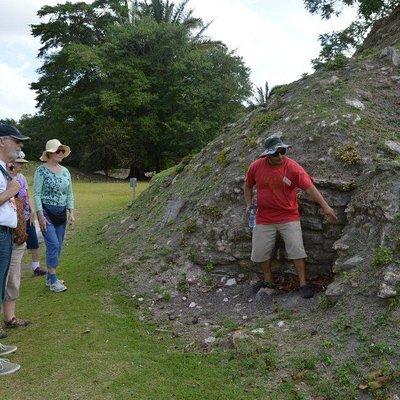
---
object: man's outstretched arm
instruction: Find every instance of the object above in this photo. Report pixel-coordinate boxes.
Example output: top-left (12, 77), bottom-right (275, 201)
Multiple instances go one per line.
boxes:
top-left (243, 183), bottom-right (253, 210)
top-left (305, 185), bottom-right (338, 222)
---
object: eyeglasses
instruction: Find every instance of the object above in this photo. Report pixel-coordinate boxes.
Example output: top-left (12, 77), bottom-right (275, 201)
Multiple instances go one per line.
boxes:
top-left (270, 148), bottom-right (286, 157)
top-left (56, 148), bottom-right (65, 154)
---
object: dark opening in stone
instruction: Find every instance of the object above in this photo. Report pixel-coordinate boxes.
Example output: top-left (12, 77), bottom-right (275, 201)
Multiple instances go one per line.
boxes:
top-left (271, 180), bottom-right (353, 287)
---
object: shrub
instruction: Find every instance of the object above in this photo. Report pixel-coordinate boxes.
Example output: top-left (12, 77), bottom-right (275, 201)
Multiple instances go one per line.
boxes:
top-left (177, 273), bottom-right (189, 294)
top-left (250, 111), bottom-right (280, 132)
top-left (216, 149), bottom-right (230, 167)
top-left (372, 246), bottom-right (393, 268)
top-left (335, 144), bottom-right (361, 165)
top-left (183, 220), bottom-right (197, 234)
top-left (199, 164), bottom-right (212, 177)
top-left (202, 204), bottom-right (222, 219)
top-left (205, 261), bottom-right (215, 272)
top-left (269, 85), bottom-right (290, 96)
top-left (162, 291), bottom-right (172, 302)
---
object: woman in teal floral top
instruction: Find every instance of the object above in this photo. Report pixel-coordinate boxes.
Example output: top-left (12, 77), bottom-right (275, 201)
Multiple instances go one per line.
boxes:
top-left (33, 139), bottom-right (75, 293)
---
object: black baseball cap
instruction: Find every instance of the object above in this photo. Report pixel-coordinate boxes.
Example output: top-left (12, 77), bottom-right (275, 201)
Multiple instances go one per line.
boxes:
top-left (0, 124), bottom-right (30, 141)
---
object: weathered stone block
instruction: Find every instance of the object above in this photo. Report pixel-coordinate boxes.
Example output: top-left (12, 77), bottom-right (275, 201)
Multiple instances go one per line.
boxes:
top-left (333, 255), bottom-right (364, 272)
top-left (162, 197), bottom-right (186, 227)
top-left (325, 281), bottom-right (345, 298)
top-left (301, 216), bottom-right (323, 231)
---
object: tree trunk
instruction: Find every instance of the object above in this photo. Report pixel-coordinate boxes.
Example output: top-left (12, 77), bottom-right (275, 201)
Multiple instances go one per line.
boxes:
top-left (128, 165), bottom-right (150, 181)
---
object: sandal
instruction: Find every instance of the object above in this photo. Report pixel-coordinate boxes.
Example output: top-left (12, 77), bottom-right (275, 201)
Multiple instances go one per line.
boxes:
top-left (4, 317), bottom-right (30, 328)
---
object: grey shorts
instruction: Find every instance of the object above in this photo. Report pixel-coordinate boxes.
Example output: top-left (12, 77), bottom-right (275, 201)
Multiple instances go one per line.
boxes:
top-left (251, 221), bottom-right (307, 262)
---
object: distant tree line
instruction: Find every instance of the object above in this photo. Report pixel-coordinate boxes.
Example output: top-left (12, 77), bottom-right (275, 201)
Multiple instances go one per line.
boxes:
top-left (21, 0), bottom-right (252, 177)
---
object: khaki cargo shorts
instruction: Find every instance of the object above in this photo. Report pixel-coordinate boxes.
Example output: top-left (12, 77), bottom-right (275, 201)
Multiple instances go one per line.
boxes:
top-left (251, 220), bottom-right (307, 262)
top-left (5, 243), bottom-right (26, 301)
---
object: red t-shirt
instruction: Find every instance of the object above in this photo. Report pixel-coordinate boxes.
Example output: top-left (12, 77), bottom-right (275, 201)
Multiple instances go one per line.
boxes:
top-left (245, 156), bottom-right (313, 224)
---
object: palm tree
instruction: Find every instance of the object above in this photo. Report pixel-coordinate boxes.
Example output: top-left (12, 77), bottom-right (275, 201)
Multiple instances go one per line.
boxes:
top-left (248, 81), bottom-right (269, 109)
top-left (128, 0), bottom-right (212, 41)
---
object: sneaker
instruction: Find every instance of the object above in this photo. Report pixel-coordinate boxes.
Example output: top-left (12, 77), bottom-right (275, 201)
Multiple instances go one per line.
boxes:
top-left (0, 359), bottom-right (20, 376)
top-left (45, 278), bottom-right (65, 287)
top-left (4, 317), bottom-right (30, 329)
top-left (299, 284), bottom-right (314, 299)
top-left (49, 280), bottom-right (67, 292)
top-left (0, 343), bottom-right (17, 356)
top-left (33, 267), bottom-right (47, 276)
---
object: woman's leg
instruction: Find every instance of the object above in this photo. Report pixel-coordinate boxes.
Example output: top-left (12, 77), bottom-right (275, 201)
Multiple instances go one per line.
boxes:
top-left (54, 222), bottom-right (66, 258)
top-left (43, 220), bottom-right (67, 291)
top-left (26, 219), bottom-right (45, 275)
top-left (43, 220), bottom-right (60, 278)
top-left (31, 248), bottom-right (39, 263)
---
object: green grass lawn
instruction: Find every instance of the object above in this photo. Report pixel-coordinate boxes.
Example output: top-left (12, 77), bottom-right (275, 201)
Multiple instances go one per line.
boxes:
top-left (0, 180), bottom-right (264, 400)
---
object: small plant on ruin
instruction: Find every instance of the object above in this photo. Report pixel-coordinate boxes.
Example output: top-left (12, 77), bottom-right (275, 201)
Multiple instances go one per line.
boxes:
top-left (372, 246), bottom-right (393, 268)
top-left (335, 144), bottom-right (361, 165)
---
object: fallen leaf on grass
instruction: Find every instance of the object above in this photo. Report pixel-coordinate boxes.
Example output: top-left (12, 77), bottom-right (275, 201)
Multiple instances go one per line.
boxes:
top-left (291, 371), bottom-right (306, 382)
top-left (359, 370), bottom-right (400, 391)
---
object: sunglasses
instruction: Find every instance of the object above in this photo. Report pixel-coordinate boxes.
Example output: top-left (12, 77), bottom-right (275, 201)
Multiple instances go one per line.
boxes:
top-left (55, 148), bottom-right (65, 154)
top-left (270, 148), bottom-right (286, 157)
top-left (6, 137), bottom-right (22, 145)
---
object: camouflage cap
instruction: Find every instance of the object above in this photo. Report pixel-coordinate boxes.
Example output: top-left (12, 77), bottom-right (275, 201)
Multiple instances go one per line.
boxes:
top-left (260, 135), bottom-right (291, 157)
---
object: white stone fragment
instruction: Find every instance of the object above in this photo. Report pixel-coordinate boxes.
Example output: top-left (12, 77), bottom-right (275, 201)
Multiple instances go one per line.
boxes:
top-left (251, 328), bottom-right (265, 335)
top-left (204, 336), bottom-right (216, 344)
top-left (345, 99), bottom-right (365, 110)
top-left (225, 278), bottom-right (237, 287)
top-left (385, 140), bottom-right (400, 155)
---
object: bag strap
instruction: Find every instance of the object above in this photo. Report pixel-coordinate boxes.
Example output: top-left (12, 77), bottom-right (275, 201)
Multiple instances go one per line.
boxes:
top-left (0, 164), bottom-right (12, 182)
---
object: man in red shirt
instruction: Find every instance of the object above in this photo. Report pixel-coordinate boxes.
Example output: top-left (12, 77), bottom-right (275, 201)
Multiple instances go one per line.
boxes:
top-left (244, 136), bottom-right (337, 298)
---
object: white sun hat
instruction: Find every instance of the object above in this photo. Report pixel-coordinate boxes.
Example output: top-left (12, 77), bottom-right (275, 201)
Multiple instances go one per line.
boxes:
top-left (40, 139), bottom-right (71, 162)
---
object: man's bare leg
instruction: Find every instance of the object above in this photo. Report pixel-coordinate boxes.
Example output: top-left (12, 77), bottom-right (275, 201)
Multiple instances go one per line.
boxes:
top-left (260, 260), bottom-right (274, 284)
top-left (293, 258), bottom-right (314, 298)
top-left (293, 258), bottom-right (307, 286)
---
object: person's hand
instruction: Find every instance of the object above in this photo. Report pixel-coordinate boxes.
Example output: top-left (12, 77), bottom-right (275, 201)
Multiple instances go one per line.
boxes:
top-left (68, 210), bottom-right (75, 225)
top-left (322, 205), bottom-right (338, 223)
top-left (30, 213), bottom-right (37, 225)
top-left (6, 178), bottom-right (20, 197)
top-left (38, 213), bottom-right (47, 233)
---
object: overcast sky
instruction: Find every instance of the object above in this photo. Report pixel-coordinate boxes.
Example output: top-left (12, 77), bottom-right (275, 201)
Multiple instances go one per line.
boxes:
top-left (0, 0), bottom-right (356, 120)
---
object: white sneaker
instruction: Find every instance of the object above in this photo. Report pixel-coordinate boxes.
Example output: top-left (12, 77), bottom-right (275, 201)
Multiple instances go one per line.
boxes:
top-left (46, 278), bottom-right (65, 288)
top-left (0, 343), bottom-right (17, 356)
top-left (49, 280), bottom-right (67, 292)
top-left (0, 359), bottom-right (20, 376)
